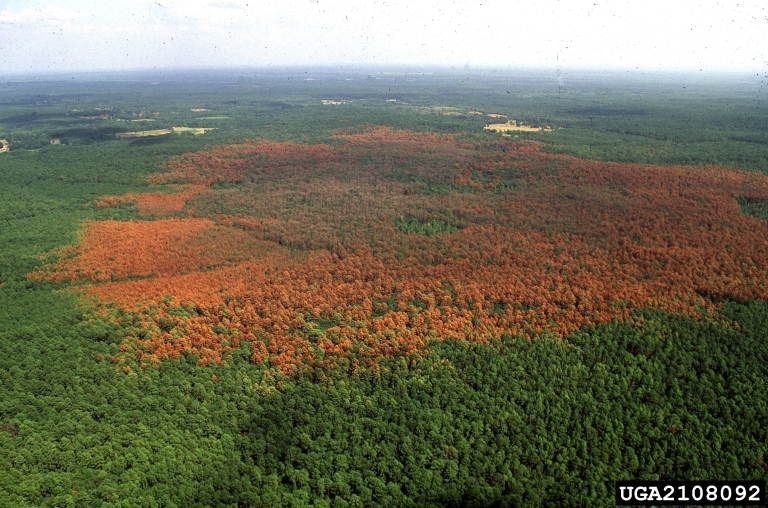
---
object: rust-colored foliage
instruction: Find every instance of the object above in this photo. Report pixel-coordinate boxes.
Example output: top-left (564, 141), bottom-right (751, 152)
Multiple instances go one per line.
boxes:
top-left (29, 218), bottom-right (298, 285)
top-left (31, 127), bottom-right (768, 372)
top-left (95, 186), bottom-right (204, 216)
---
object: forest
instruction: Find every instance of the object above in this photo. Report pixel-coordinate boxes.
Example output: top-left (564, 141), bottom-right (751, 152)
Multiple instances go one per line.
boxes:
top-left (1, 68), bottom-right (767, 507)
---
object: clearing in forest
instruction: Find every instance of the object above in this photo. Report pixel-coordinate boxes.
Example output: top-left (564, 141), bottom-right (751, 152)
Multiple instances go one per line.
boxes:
top-left (485, 120), bottom-right (552, 133)
top-left (172, 127), bottom-right (215, 135)
top-left (115, 127), bottom-right (214, 138)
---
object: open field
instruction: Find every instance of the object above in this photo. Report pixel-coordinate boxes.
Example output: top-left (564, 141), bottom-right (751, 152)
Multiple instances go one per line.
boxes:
top-left (114, 126), bottom-right (214, 138)
top-left (0, 68), bottom-right (767, 507)
top-left (485, 120), bottom-right (553, 132)
top-left (171, 126), bottom-right (215, 135)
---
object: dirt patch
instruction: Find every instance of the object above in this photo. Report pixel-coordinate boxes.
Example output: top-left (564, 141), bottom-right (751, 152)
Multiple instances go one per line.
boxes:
top-left (0, 139), bottom-right (8, 152)
top-left (191, 108), bottom-right (209, 112)
top-left (172, 127), bottom-right (215, 135)
top-left (115, 127), bottom-right (214, 139)
top-left (469, 110), bottom-right (484, 115)
top-left (487, 113), bottom-right (507, 118)
top-left (484, 120), bottom-right (552, 133)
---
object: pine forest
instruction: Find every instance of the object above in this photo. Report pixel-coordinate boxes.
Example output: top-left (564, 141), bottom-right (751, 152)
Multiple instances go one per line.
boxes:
top-left (1, 69), bottom-right (767, 507)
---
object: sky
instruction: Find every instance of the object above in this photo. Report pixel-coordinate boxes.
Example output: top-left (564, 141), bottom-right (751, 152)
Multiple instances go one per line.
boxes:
top-left (0, 0), bottom-right (766, 74)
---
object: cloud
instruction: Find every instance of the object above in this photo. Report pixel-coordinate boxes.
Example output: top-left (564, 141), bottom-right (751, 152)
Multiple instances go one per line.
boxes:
top-left (0, 5), bottom-right (91, 26)
top-left (209, 1), bottom-right (249, 9)
top-left (0, 0), bottom-right (765, 72)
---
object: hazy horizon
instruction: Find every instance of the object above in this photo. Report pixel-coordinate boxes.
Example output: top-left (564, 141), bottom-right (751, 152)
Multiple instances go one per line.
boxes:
top-left (1, 0), bottom-right (765, 75)
top-left (1, 64), bottom-right (764, 84)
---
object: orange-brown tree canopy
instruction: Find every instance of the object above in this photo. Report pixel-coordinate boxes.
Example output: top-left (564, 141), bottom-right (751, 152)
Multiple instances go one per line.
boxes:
top-left (31, 126), bottom-right (768, 372)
